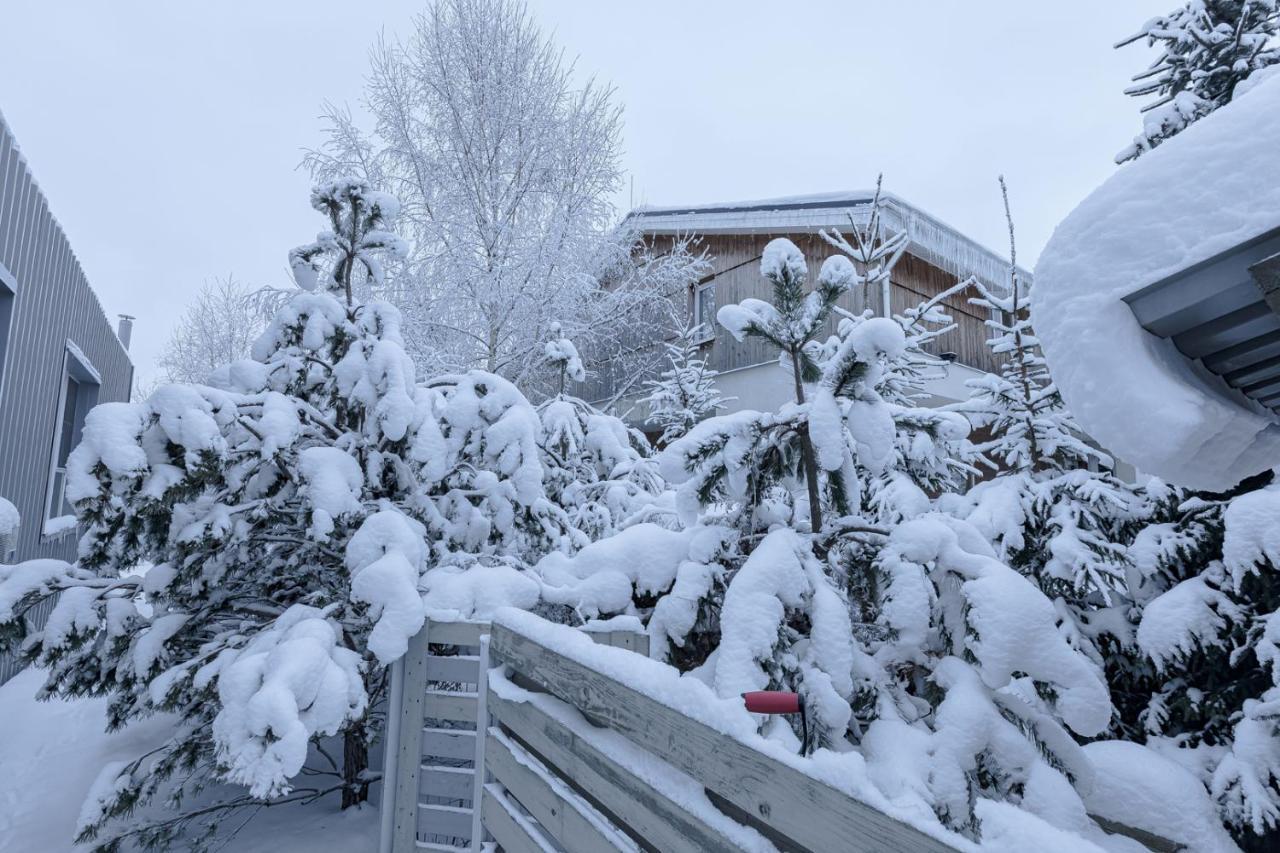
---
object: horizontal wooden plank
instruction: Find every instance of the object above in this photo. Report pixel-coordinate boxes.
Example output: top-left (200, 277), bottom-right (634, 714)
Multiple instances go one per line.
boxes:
top-left (420, 764), bottom-right (474, 802)
top-left (420, 728), bottom-right (476, 762)
top-left (489, 622), bottom-right (960, 853)
top-left (587, 630), bottom-right (650, 657)
top-left (424, 690), bottom-right (477, 724)
top-left (488, 691), bottom-right (748, 853)
top-left (486, 728), bottom-right (636, 852)
top-left (425, 654), bottom-right (480, 684)
top-left (428, 620), bottom-right (487, 647)
top-left (415, 843), bottom-right (467, 852)
top-left (482, 785), bottom-right (554, 853)
top-left (417, 803), bottom-right (472, 841)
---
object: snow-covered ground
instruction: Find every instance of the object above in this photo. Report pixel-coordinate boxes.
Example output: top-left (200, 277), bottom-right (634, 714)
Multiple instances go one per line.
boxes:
top-left (0, 667), bottom-right (378, 853)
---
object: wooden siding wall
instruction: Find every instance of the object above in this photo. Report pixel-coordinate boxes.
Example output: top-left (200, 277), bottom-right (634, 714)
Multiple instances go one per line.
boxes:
top-left (697, 232), bottom-right (999, 376)
top-left (0, 114), bottom-right (133, 565)
top-left (580, 231), bottom-right (999, 404)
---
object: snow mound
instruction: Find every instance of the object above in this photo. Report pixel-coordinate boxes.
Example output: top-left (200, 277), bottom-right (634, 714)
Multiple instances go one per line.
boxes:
top-left (0, 496), bottom-right (18, 539)
top-left (1033, 71), bottom-right (1280, 491)
top-left (1082, 740), bottom-right (1242, 853)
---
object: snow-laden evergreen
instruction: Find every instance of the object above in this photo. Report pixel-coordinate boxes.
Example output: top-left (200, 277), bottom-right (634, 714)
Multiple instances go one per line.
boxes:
top-left (0, 179), bottom-right (573, 852)
top-left (633, 244), bottom-right (1122, 837)
top-left (1099, 472), bottom-right (1280, 850)
top-left (947, 181), bottom-right (1142, 646)
top-left (819, 179), bottom-right (977, 523)
top-left (641, 318), bottom-right (731, 446)
top-left (535, 325), bottom-right (664, 548)
top-left (1115, 0), bottom-right (1280, 162)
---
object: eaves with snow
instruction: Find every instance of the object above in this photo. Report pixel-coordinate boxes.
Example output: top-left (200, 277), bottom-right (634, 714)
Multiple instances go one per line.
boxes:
top-left (627, 190), bottom-right (1027, 295)
top-left (1034, 69), bottom-right (1280, 492)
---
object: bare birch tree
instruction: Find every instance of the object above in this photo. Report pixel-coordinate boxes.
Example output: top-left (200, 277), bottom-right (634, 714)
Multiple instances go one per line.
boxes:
top-left (304, 0), bottom-right (705, 400)
top-left (155, 276), bottom-right (274, 385)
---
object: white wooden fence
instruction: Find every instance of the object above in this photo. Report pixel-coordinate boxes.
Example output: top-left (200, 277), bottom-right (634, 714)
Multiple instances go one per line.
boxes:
top-left (381, 614), bottom-right (1179, 853)
top-left (380, 614), bottom-right (962, 853)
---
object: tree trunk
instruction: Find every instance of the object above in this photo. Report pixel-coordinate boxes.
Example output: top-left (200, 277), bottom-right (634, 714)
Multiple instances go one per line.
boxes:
top-left (790, 350), bottom-right (823, 535)
top-left (342, 729), bottom-right (370, 809)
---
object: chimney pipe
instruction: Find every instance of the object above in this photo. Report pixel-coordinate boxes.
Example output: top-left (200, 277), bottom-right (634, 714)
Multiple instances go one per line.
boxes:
top-left (117, 314), bottom-right (135, 350)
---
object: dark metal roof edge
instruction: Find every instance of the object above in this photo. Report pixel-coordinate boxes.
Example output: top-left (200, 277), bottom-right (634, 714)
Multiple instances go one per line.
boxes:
top-left (1123, 223), bottom-right (1280, 306)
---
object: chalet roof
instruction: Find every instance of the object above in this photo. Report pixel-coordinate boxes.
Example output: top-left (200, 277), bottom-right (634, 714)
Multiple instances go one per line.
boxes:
top-left (625, 190), bottom-right (1027, 294)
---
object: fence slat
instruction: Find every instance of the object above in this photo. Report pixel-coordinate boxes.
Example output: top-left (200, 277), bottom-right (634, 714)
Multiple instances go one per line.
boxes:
top-left (485, 728), bottom-right (636, 852)
top-left (487, 691), bottom-right (749, 853)
top-left (428, 621), bottom-right (486, 647)
top-left (470, 633), bottom-right (491, 850)
top-left (481, 785), bottom-right (554, 853)
top-left (417, 803), bottom-right (473, 840)
top-left (390, 623), bottom-right (432, 852)
top-left (425, 690), bottom-right (477, 723)
top-left (426, 654), bottom-right (480, 684)
top-left (489, 622), bottom-right (959, 853)
top-left (421, 728), bottom-right (476, 762)
top-left (420, 765), bottom-right (475, 802)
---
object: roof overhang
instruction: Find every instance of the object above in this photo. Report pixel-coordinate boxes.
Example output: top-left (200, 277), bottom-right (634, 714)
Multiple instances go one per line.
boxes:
top-left (1123, 225), bottom-right (1280, 415)
top-left (626, 191), bottom-right (1026, 295)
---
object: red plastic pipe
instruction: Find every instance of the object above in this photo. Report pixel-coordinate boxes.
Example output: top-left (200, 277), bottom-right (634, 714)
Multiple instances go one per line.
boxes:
top-left (742, 691), bottom-right (802, 714)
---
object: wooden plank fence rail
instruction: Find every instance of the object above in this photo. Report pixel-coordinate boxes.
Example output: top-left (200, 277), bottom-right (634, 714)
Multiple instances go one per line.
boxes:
top-left (383, 613), bottom-right (1178, 853)
top-left (480, 618), bottom-right (961, 853)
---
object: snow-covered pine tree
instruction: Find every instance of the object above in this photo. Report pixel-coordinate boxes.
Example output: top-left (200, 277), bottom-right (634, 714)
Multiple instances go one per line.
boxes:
top-left (658, 244), bottom-right (1116, 834)
top-left (537, 324), bottom-right (663, 545)
top-left (712, 237), bottom-right (860, 534)
top-left (651, 241), bottom-right (903, 747)
top-left (0, 179), bottom-right (571, 852)
top-left (1110, 471), bottom-right (1280, 850)
top-left (952, 178), bottom-right (1141, 674)
top-left (641, 318), bottom-right (731, 446)
top-left (819, 177), bottom-right (978, 522)
top-left (1115, 0), bottom-right (1280, 162)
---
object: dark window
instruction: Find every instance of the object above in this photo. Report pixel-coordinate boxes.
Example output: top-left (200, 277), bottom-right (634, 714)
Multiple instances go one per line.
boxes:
top-left (0, 263), bottom-right (14, 399)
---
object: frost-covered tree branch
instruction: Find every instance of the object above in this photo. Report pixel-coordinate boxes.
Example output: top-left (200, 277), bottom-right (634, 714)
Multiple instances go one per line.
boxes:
top-left (302, 0), bottom-right (704, 398)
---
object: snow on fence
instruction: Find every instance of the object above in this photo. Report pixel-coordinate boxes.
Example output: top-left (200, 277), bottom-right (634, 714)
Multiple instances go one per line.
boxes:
top-left (380, 613), bottom-right (963, 853)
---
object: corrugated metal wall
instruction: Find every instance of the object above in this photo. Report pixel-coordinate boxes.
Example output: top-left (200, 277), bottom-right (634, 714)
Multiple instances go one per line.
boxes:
top-left (0, 112), bottom-right (134, 683)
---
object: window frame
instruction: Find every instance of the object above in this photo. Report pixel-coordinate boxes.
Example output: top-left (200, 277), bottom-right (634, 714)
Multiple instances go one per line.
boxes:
top-left (43, 342), bottom-right (101, 537)
top-left (691, 280), bottom-right (717, 343)
top-left (0, 261), bottom-right (15, 403)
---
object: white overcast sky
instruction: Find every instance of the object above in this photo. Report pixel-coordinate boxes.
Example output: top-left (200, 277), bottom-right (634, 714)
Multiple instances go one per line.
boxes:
top-left (1, 0), bottom-right (1168, 386)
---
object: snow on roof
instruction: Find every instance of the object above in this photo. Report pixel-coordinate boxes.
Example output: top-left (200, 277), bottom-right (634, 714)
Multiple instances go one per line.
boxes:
top-left (1033, 71), bottom-right (1280, 492)
top-left (0, 109), bottom-right (131, 363)
top-left (627, 190), bottom-right (1027, 293)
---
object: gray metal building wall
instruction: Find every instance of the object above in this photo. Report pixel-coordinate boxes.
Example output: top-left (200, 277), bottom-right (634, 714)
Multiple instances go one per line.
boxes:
top-left (0, 112), bottom-right (133, 564)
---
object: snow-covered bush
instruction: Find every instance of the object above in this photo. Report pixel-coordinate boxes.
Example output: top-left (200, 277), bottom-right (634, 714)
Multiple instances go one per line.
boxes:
top-left (867, 514), bottom-right (1112, 834)
top-left (0, 179), bottom-right (572, 852)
